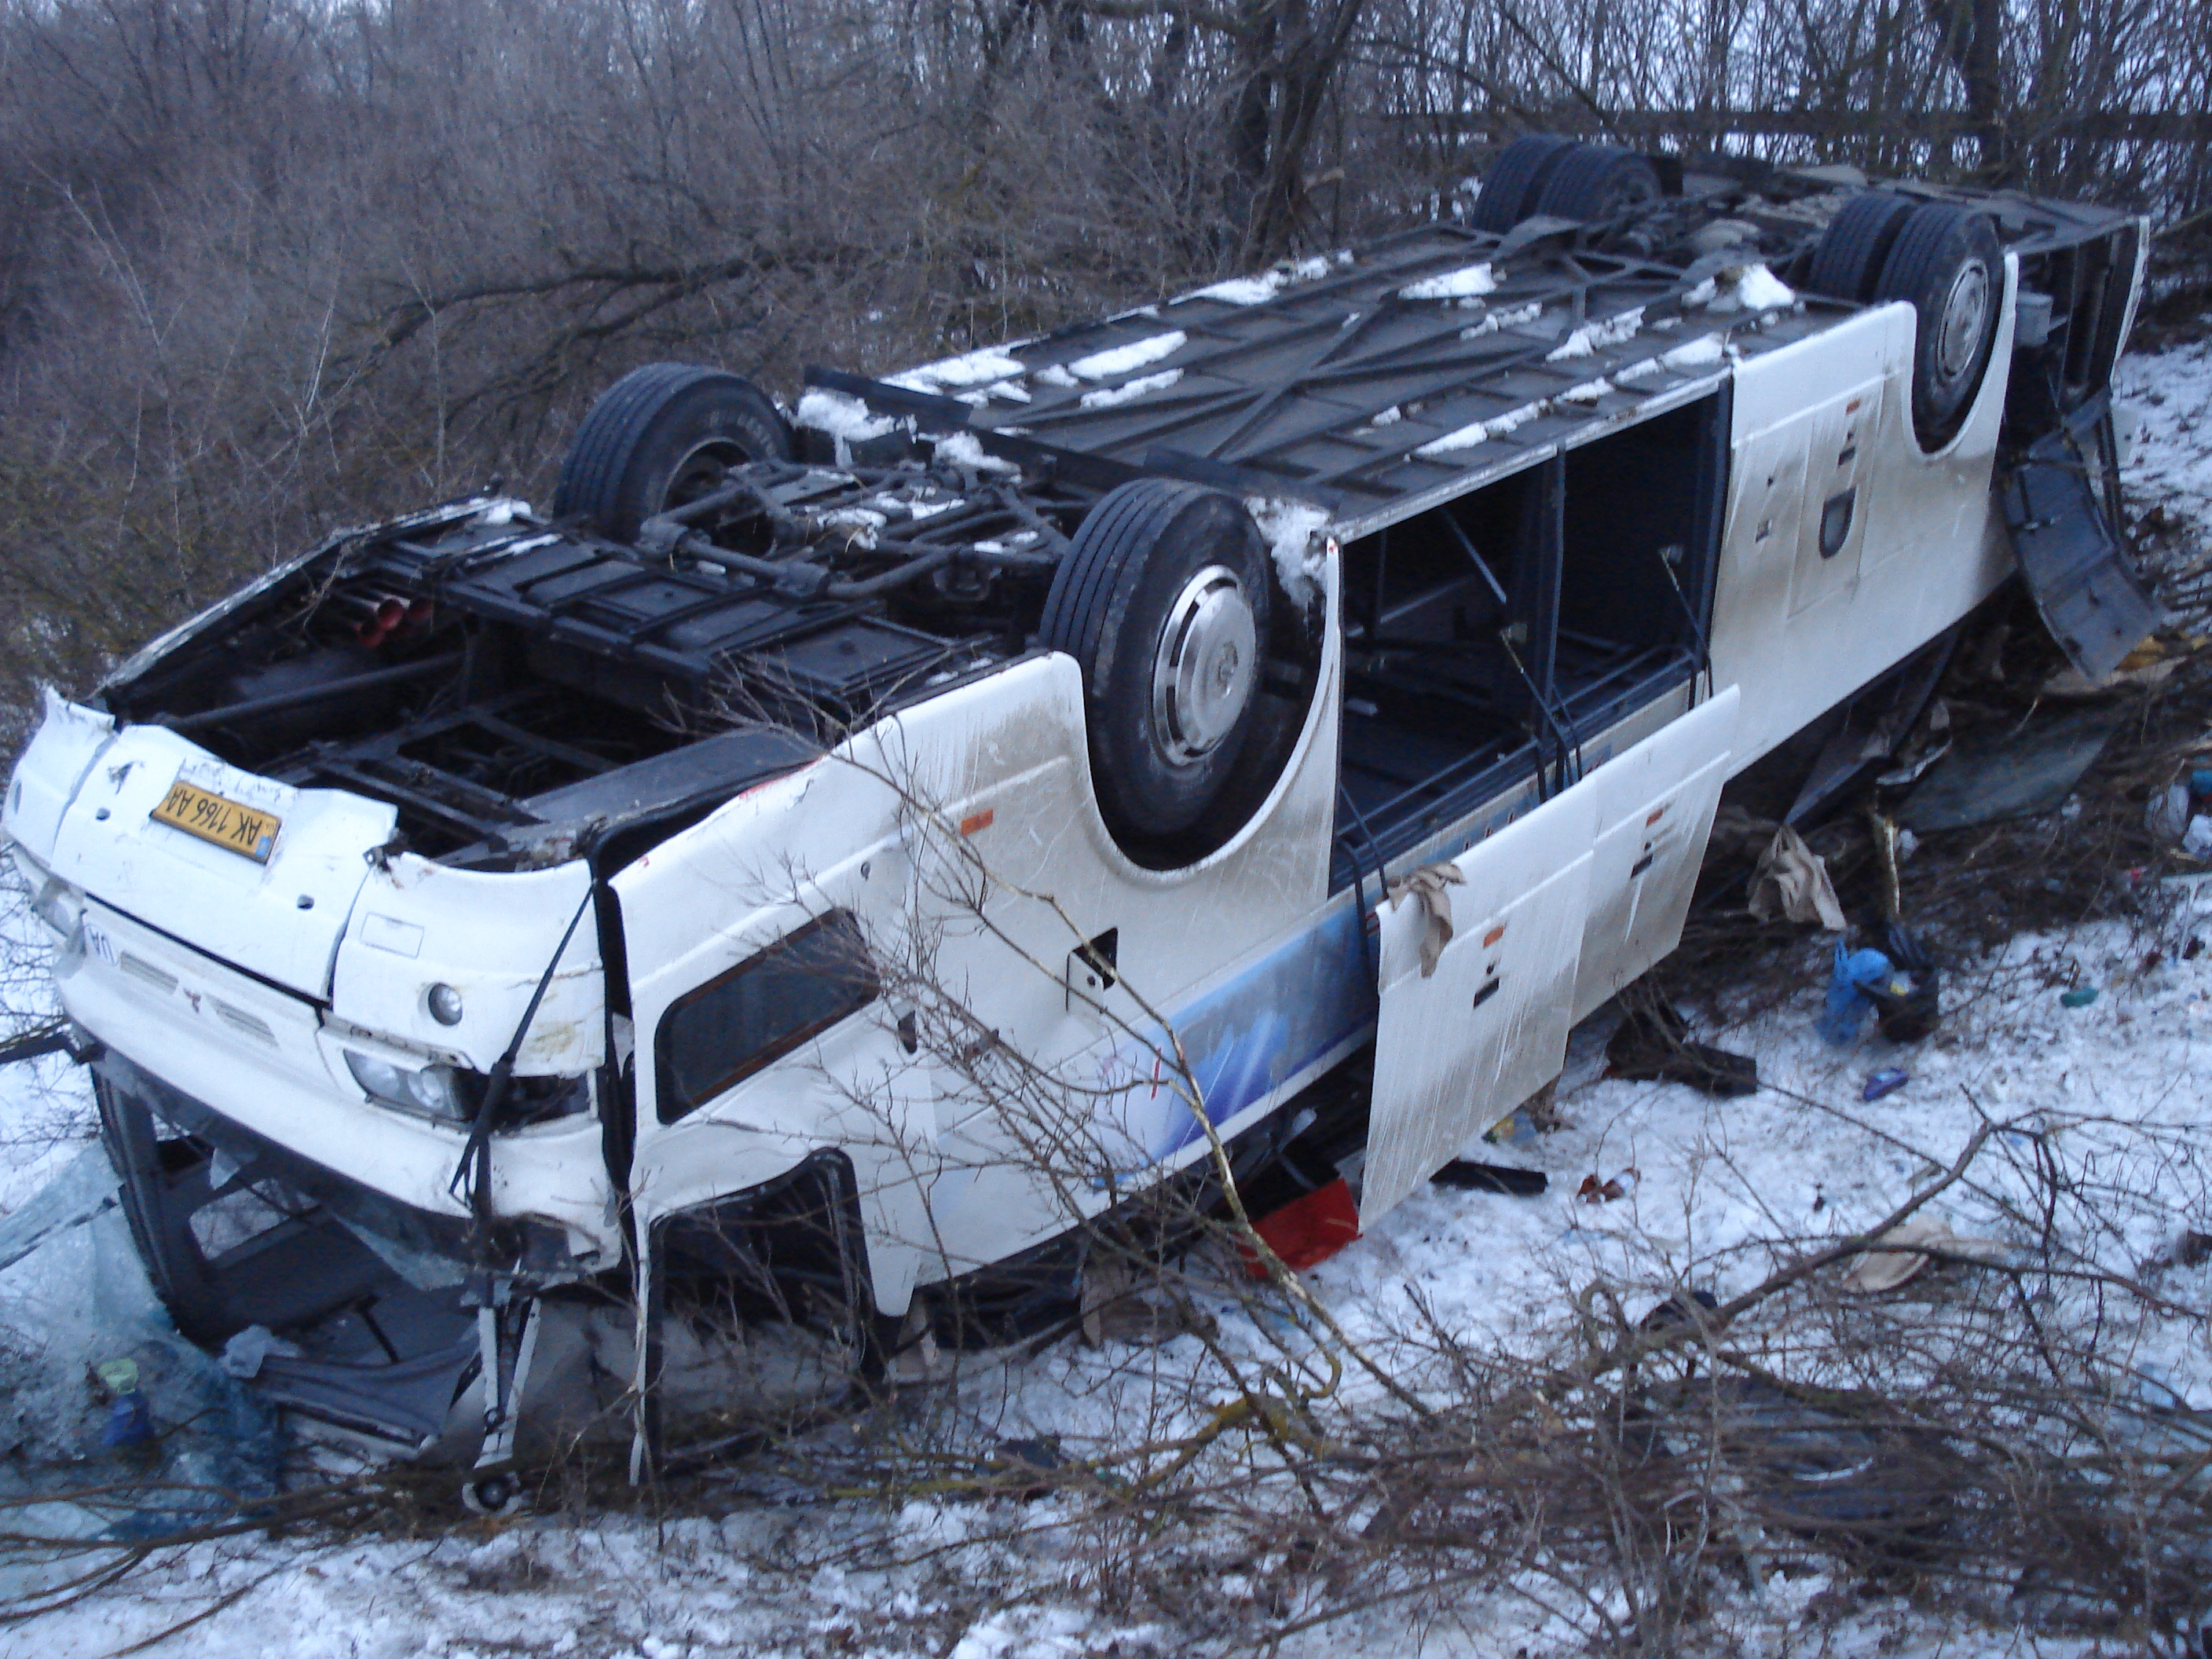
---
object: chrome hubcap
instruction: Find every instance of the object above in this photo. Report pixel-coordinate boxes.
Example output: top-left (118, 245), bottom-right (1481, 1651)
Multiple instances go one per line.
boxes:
top-left (1151, 565), bottom-right (1257, 764)
top-left (1933, 261), bottom-right (1992, 386)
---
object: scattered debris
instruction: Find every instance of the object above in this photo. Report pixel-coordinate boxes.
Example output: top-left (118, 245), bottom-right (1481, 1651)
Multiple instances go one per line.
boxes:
top-left (2060, 985), bottom-right (2101, 1008)
top-left (2041, 638), bottom-right (2185, 698)
top-left (2156, 1230), bottom-right (2212, 1273)
top-left (1868, 925), bottom-right (1943, 1042)
top-left (1520, 1078), bottom-right (1565, 1132)
top-left (1818, 946), bottom-right (1916, 1046)
top-left (1862, 1068), bottom-right (1910, 1101)
top-left (2144, 763), bottom-right (2212, 842)
top-left (1641, 1376), bottom-right (1958, 1540)
top-left (0, 1147), bottom-right (282, 1582)
top-left (982, 1436), bottom-right (1070, 1500)
top-left (1749, 824), bottom-right (1848, 929)
top-left (1897, 707), bottom-right (2125, 832)
top-left (1637, 1287), bottom-right (1720, 1331)
top-left (1606, 998), bottom-right (1760, 1096)
top-left (1079, 1258), bottom-right (1217, 1347)
top-left (1788, 635), bottom-right (1956, 819)
top-left (1577, 1174), bottom-right (1629, 1204)
top-left (1431, 1160), bottom-right (1548, 1197)
top-left (94, 1357), bottom-right (153, 1451)
top-left (1872, 707), bottom-right (1954, 787)
top-left (1842, 1217), bottom-right (2009, 1294)
top-left (1243, 1179), bottom-right (1361, 1275)
top-left (218, 1324), bottom-right (300, 1380)
top-left (1484, 1080), bottom-right (1566, 1145)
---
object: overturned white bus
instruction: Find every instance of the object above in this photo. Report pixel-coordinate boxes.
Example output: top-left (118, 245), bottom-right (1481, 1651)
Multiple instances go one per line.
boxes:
top-left (2, 138), bottom-right (2155, 1487)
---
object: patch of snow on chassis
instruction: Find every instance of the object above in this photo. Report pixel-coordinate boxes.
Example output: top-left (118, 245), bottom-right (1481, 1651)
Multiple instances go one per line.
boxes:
top-left (1707, 262), bottom-right (1797, 313)
top-left (1188, 274), bottom-right (1286, 306)
top-left (885, 347), bottom-right (1027, 393)
top-left (1078, 368), bottom-right (1181, 410)
top-left (931, 431), bottom-right (1021, 474)
top-left (1661, 332), bottom-right (1729, 368)
top-left (1068, 331), bottom-right (1186, 380)
top-left (795, 386), bottom-right (900, 463)
top-left (1460, 300), bottom-right (1544, 339)
top-left (1415, 399), bottom-right (1544, 457)
top-left (1247, 497), bottom-right (1331, 607)
top-left (1399, 262), bottom-right (1496, 302)
top-left (1185, 250), bottom-right (1350, 306)
top-left (1547, 306), bottom-right (1645, 361)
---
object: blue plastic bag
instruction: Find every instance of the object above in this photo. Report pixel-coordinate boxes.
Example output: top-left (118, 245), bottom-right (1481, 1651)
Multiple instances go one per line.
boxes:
top-left (1818, 946), bottom-right (1907, 1046)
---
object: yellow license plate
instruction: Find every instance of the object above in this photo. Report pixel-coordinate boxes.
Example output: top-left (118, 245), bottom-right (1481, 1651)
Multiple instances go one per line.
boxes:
top-left (150, 780), bottom-right (282, 863)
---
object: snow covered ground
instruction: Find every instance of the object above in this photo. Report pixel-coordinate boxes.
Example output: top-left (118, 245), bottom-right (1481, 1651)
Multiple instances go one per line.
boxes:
top-left (15, 909), bottom-right (2212, 1659)
top-left (2, 332), bottom-right (2210, 1657)
top-left (2119, 332), bottom-right (2212, 539)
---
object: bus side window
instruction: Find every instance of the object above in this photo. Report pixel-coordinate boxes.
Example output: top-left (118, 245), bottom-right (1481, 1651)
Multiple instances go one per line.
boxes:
top-left (655, 910), bottom-right (877, 1123)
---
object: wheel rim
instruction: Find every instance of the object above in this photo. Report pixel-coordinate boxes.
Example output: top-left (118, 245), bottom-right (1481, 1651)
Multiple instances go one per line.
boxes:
top-left (661, 437), bottom-right (753, 514)
top-left (1150, 565), bottom-right (1258, 764)
top-left (1603, 170), bottom-right (1658, 217)
top-left (1932, 259), bottom-right (1993, 390)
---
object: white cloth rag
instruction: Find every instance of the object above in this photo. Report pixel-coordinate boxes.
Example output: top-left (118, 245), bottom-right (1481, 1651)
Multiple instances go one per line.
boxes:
top-left (1748, 824), bottom-right (1847, 932)
top-left (1387, 862), bottom-right (1467, 977)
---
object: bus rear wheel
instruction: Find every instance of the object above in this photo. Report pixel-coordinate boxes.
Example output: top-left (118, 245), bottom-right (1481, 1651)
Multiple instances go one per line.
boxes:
top-left (1807, 191), bottom-right (1918, 302)
top-left (1465, 134), bottom-right (1578, 233)
top-left (1874, 204), bottom-right (2002, 450)
top-left (1533, 144), bottom-right (1661, 222)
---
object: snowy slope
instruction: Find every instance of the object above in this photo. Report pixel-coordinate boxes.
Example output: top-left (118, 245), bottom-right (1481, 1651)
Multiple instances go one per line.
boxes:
top-left (13, 905), bottom-right (2210, 1658)
top-left (2119, 335), bottom-right (2212, 537)
top-left (2, 338), bottom-right (2210, 1657)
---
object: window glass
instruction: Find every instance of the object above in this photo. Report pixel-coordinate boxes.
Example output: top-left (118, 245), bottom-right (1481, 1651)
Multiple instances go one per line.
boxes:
top-left (657, 910), bottom-right (877, 1122)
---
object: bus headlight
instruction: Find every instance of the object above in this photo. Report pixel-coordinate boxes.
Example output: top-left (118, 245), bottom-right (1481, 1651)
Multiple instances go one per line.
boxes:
top-left (345, 1049), bottom-right (467, 1122)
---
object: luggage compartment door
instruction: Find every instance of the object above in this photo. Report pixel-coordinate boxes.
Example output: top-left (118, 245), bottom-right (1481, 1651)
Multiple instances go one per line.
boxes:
top-left (1570, 687), bottom-right (1741, 1024)
top-left (1361, 786), bottom-right (1595, 1225)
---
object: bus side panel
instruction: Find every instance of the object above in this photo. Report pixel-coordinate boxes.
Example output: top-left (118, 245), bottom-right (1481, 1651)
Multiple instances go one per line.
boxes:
top-left (1712, 266), bottom-right (2020, 773)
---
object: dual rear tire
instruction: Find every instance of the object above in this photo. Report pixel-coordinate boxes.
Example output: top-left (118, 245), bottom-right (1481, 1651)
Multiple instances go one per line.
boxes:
top-left (554, 363), bottom-right (793, 540)
top-left (1467, 135), bottom-right (1662, 233)
top-left (1471, 142), bottom-right (2006, 453)
top-left (1810, 195), bottom-right (2003, 449)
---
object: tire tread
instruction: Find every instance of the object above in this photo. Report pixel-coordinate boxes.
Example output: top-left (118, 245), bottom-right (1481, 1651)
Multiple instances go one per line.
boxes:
top-left (1467, 134), bottom-right (1577, 233)
top-left (555, 364), bottom-right (791, 535)
top-left (1873, 203), bottom-right (2002, 449)
top-left (1533, 145), bottom-right (1659, 222)
top-left (1038, 478), bottom-right (1273, 845)
top-left (1807, 192), bottom-right (1917, 302)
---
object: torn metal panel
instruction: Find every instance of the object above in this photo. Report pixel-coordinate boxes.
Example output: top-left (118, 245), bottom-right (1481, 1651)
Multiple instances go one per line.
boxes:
top-left (2001, 420), bottom-right (2159, 681)
top-left (1898, 706), bottom-right (2124, 832)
